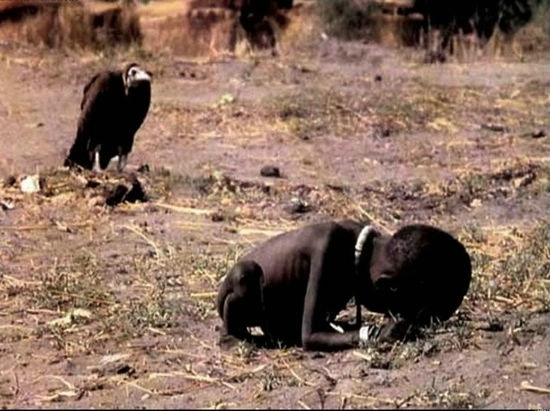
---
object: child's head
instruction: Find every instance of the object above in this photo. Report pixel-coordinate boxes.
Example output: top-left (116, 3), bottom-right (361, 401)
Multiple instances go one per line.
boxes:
top-left (369, 224), bottom-right (472, 325)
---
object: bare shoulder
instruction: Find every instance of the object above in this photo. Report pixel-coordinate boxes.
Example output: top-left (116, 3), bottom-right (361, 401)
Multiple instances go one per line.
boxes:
top-left (282, 221), bottom-right (355, 245)
top-left (333, 219), bottom-right (362, 233)
top-left (240, 221), bottom-right (360, 263)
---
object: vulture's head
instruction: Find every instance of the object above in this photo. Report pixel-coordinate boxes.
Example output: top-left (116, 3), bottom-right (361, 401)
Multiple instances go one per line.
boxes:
top-left (123, 63), bottom-right (152, 91)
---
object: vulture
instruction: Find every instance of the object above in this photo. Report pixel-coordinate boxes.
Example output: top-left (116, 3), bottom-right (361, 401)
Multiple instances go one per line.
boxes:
top-left (64, 62), bottom-right (152, 172)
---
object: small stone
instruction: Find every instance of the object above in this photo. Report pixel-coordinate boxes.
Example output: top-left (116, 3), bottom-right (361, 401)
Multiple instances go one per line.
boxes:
top-left (260, 165), bottom-right (281, 178)
top-left (105, 177), bottom-right (148, 206)
top-left (286, 197), bottom-right (311, 214)
top-left (88, 353), bottom-right (135, 377)
top-left (88, 196), bottom-right (105, 207)
top-left (105, 184), bottom-right (129, 206)
top-left (422, 341), bottom-right (438, 356)
top-left (483, 320), bottom-right (504, 332)
top-left (0, 200), bottom-right (14, 211)
top-left (85, 179), bottom-right (101, 189)
top-left (470, 198), bottom-right (482, 208)
top-left (137, 163), bottom-right (150, 173)
top-left (211, 211), bottom-right (225, 222)
top-left (20, 175), bottom-right (41, 193)
top-left (481, 123), bottom-right (506, 132)
top-left (3, 175), bottom-right (16, 187)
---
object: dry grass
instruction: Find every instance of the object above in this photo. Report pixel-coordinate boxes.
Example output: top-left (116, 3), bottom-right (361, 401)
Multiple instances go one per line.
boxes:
top-left (464, 220), bottom-right (550, 315)
top-left (140, 0), bottom-right (299, 58)
top-left (0, 9), bottom-right (549, 406)
top-left (143, 10), bottom-right (236, 57)
top-left (0, 0), bottom-right (142, 51)
top-left (1, 143), bottom-right (548, 409)
top-left (0, 0), bottom-right (314, 57)
top-left (2, 0), bottom-right (545, 60)
top-left (3, 161), bottom-right (548, 333)
top-left (276, 2), bottom-right (321, 56)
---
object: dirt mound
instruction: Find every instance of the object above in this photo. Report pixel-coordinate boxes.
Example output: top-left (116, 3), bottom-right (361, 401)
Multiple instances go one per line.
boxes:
top-left (141, 6), bottom-right (237, 56)
top-left (140, 0), bottom-right (296, 56)
top-left (0, 0), bottom-right (142, 50)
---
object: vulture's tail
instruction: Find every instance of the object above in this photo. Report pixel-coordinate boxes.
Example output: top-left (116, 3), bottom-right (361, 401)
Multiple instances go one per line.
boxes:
top-left (64, 130), bottom-right (93, 170)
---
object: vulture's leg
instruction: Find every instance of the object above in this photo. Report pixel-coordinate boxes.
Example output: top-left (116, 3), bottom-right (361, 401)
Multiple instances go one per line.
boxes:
top-left (117, 153), bottom-right (128, 172)
top-left (92, 146), bottom-right (103, 173)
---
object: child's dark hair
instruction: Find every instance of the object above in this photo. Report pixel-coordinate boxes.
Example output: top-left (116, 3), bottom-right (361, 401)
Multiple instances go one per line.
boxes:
top-left (386, 224), bottom-right (472, 324)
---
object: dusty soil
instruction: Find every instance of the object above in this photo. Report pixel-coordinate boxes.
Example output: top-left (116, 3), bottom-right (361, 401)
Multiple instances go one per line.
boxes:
top-left (1, 15), bottom-right (550, 410)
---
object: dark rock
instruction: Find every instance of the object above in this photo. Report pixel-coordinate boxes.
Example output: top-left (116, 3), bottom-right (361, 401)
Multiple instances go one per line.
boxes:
top-left (260, 165), bottom-right (281, 178)
top-left (137, 163), bottom-right (150, 173)
top-left (482, 319), bottom-right (504, 332)
top-left (86, 179), bottom-right (101, 189)
top-left (105, 184), bottom-right (129, 206)
top-left (3, 175), bottom-right (16, 187)
top-left (285, 197), bottom-right (311, 214)
top-left (481, 123), bottom-right (506, 132)
top-left (105, 176), bottom-right (148, 206)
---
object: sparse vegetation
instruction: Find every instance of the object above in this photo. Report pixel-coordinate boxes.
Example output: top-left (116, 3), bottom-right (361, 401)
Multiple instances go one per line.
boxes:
top-left (0, 1), bottom-right (549, 409)
top-left (410, 377), bottom-right (491, 408)
top-left (29, 253), bottom-right (114, 311)
top-left (0, 1), bottom-right (142, 51)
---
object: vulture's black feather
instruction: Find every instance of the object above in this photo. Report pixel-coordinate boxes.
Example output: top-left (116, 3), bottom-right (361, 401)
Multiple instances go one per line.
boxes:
top-left (64, 62), bottom-right (151, 171)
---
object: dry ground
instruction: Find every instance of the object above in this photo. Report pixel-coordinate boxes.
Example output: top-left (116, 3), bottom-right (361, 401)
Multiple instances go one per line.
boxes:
top-left (1, 5), bottom-right (550, 409)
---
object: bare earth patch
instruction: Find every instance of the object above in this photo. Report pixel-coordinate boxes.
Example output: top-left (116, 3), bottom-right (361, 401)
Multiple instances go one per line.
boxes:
top-left (1, 24), bottom-right (549, 410)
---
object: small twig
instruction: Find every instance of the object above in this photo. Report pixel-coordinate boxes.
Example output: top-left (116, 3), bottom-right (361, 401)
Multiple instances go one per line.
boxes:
top-left (301, 365), bottom-right (337, 386)
top-left (277, 359), bottom-right (314, 387)
top-left (122, 380), bottom-right (154, 395)
top-left (352, 351), bottom-right (371, 361)
top-left (147, 326), bottom-right (167, 336)
top-left (0, 324), bottom-right (32, 333)
top-left (190, 292), bottom-right (217, 299)
top-left (148, 369), bottom-right (238, 391)
top-left (154, 387), bottom-right (191, 397)
top-left (24, 308), bottom-right (61, 315)
top-left (12, 370), bottom-right (19, 398)
top-left (190, 334), bottom-right (216, 350)
top-left (324, 391), bottom-right (394, 405)
top-left (154, 202), bottom-right (212, 215)
top-left (352, 204), bottom-right (393, 234)
top-left (237, 228), bottom-right (284, 237)
top-left (0, 222), bottom-right (91, 231)
top-left (149, 372), bottom-right (219, 384)
top-left (0, 225), bottom-right (53, 231)
top-left (122, 224), bottom-right (162, 258)
top-left (32, 375), bottom-right (75, 390)
top-left (519, 380), bottom-right (550, 394)
top-left (226, 364), bottom-right (267, 385)
top-left (481, 122), bottom-right (506, 132)
top-left (494, 295), bottom-right (515, 304)
top-left (298, 400), bottom-right (311, 409)
top-left (154, 349), bottom-right (208, 361)
top-left (395, 393), bottom-right (416, 408)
